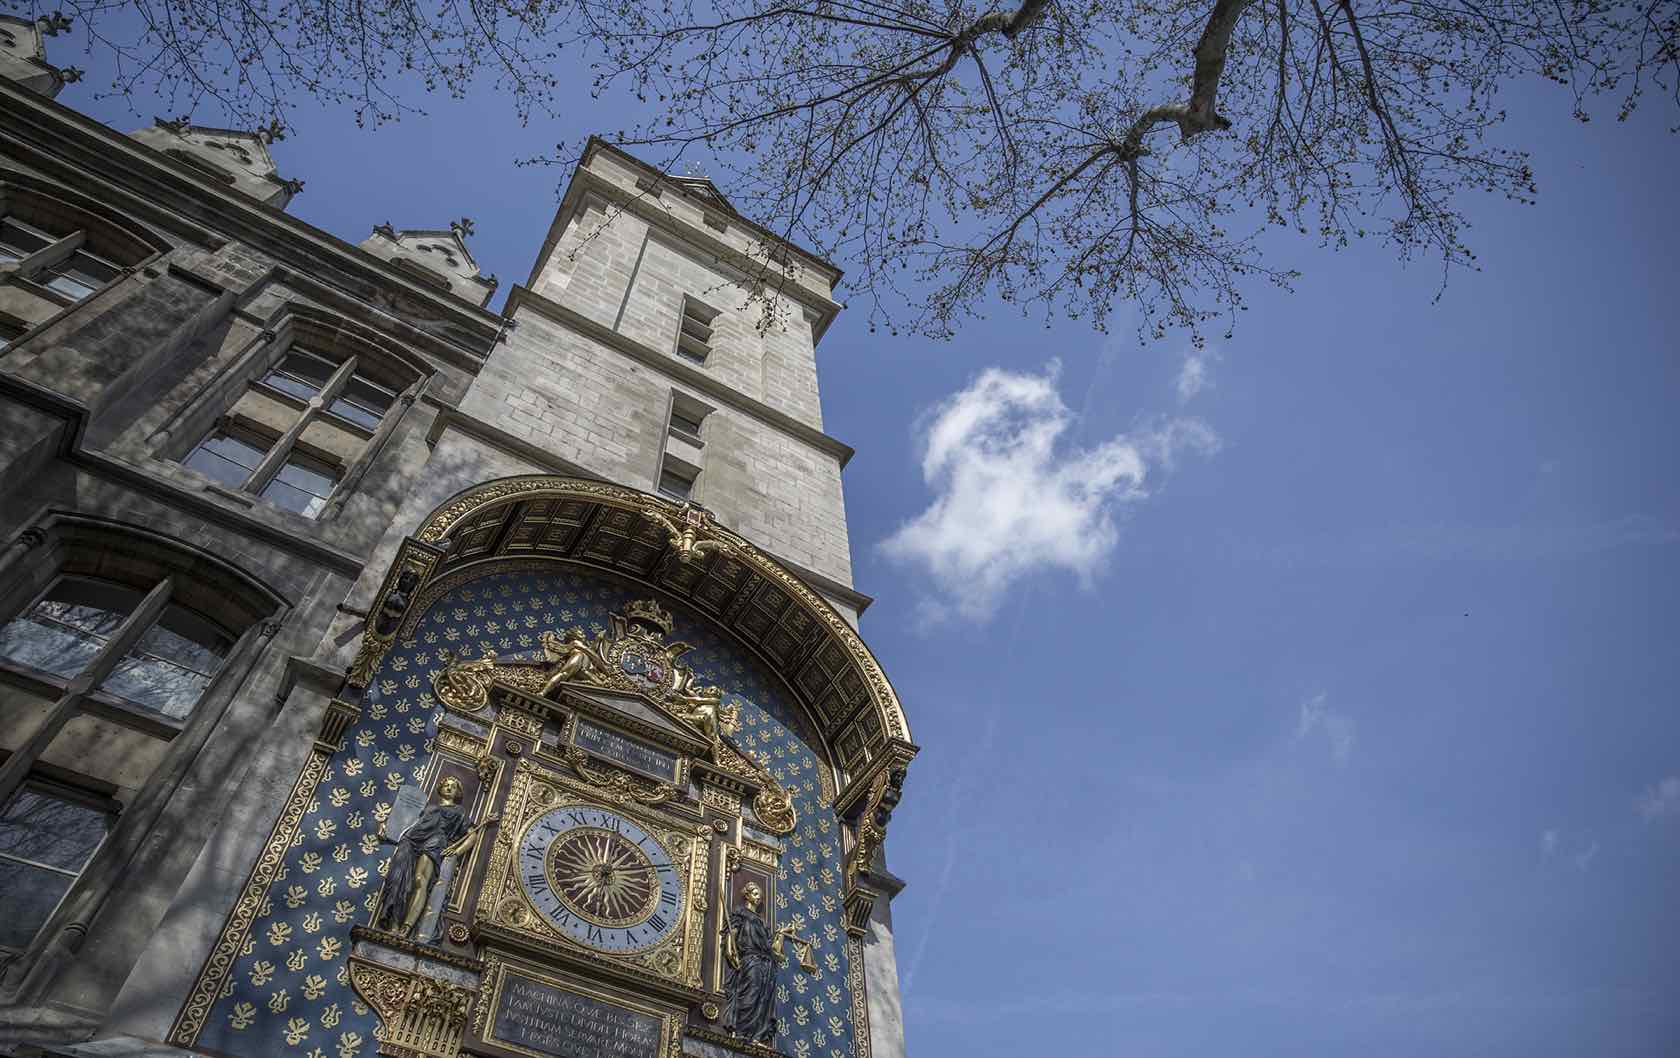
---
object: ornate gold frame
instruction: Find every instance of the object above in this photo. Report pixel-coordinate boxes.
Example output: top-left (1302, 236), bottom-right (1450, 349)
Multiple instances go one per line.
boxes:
top-left (475, 759), bottom-right (710, 993)
top-left (410, 476), bottom-right (912, 750)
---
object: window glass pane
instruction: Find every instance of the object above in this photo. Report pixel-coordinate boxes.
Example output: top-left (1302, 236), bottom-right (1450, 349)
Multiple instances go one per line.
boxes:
top-left (67, 252), bottom-right (118, 282)
top-left (0, 219), bottom-right (53, 262)
top-left (99, 604), bottom-right (230, 719)
top-left (261, 351), bottom-right (338, 401)
top-left (183, 430), bottom-right (269, 488)
top-left (43, 269), bottom-right (100, 301)
top-left (262, 456), bottom-right (339, 518)
top-left (0, 787), bottom-right (110, 871)
top-left (658, 467), bottom-right (694, 501)
top-left (0, 859), bottom-right (72, 950)
top-left (670, 410), bottom-right (704, 438)
top-left (0, 579), bottom-right (140, 679)
top-left (327, 374), bottom-right (395, 430)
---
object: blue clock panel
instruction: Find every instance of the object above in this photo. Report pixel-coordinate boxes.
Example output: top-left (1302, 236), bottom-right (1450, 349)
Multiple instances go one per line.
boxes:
top-left (195, 566), bottom-right (858, 1058)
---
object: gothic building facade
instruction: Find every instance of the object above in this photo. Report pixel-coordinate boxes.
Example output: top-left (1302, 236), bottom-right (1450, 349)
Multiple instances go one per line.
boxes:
top-left (0, 32), bottom-right (914, 1058)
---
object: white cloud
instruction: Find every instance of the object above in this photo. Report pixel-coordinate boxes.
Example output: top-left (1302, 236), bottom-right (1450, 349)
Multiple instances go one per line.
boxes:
top-left (1638, 775), bottom-right (1680, 819)
top-left (1294, 691), bottom-right (1356, 767)
top-left (1541, 829), bottom-right (1559, 857)
top-left (1176, 348), bottom-right (1220, 404)
top-left (879, 361), bottom-right (1218, 622)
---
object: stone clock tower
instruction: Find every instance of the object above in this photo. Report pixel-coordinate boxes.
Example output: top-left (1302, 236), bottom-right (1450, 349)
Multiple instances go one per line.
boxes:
top-left (0, 54), bottom-right (915, 1053)
top-left (116, 140), bottom-right (919, 1058)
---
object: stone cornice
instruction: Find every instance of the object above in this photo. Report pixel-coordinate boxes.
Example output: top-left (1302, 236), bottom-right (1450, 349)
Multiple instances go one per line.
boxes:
top-left (0, 81), bottom-right (501, 354)
top-left (583, 136), bottom-right (844, 285)
top-left (423, 407), bottom-right (872, 616)
top-left (502, 284), bottom-right (854, 469)
top-left (524, 162), bottom-right (845, 345)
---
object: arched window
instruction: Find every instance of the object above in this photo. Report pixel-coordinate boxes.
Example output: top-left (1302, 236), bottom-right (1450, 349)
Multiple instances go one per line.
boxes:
top-left (0, 576), bottom-right (232, 719)
top-left (0, 516), bottom-right (282, 955)
top-left (0, 181), bottom-right (155, 307)
top-left (174, 308), bottom-right (427, 520)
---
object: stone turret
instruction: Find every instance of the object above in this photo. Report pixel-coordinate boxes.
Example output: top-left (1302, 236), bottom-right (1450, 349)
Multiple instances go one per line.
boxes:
top-left (0, 13), bottom-right (81, 98)
top-left (128, 120), bottom-right (303, 210)
top-left (359, 218), bottom-right (497, 307)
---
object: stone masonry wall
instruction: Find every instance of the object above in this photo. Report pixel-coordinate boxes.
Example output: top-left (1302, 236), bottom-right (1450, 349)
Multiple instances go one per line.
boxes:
top-left (462, 307), bottom-right (854, 586)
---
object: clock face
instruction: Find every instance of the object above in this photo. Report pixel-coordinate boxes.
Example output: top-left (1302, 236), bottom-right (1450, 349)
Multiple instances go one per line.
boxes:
top-left (517, 805), bottom-right (685, 954)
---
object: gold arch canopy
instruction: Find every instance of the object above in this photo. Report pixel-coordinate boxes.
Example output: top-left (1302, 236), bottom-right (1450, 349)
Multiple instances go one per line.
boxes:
top-left (348, 476), bottom-right (916, 812)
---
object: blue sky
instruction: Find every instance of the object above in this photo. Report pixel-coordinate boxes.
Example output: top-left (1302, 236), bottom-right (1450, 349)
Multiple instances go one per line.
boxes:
top-left (52, 27), bottom-right (1680, 1058)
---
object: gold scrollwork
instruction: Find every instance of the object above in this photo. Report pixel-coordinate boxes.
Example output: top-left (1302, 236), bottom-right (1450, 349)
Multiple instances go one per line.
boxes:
top-left (561, 745), bottom-right (678, 807)
top-left (844, 769), bottom-right (890, 891)
top-left (848, 934), bottom-right (871, 1058)
top-left (712, 742), bottom-right (797, 836)
top-left (435, 654), bottom-right (555, 716)
top-left (701, 785), bottom-right (742, 815)
top-left (434, 655), bottom-right (497, 713)
top-left (348, 957), bottom-right (476, 1058)
top-left (751, 788), bottom-right (796, 835)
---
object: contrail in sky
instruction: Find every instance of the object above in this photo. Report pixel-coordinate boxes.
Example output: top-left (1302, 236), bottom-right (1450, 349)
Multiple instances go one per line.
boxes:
top-left (901, 336), bottom-right (1125, 995)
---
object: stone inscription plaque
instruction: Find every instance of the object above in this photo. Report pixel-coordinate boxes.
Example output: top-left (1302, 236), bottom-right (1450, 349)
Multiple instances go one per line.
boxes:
top-left (491, 972), bottom-right (662, 1058)
top-left (573, 719), bottom-right (680, 784)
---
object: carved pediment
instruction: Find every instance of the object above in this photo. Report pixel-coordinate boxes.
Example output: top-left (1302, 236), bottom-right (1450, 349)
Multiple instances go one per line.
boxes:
top-left (432, 600), bottom-right (798, 835)
top-left (555, 684), bottom-right (712, 756)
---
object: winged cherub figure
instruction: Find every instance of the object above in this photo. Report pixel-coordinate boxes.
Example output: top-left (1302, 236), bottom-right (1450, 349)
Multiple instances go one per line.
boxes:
top-left (539, 627), bottom-right (608, 694)
top-left (668, 681), bottom-right (739, 746)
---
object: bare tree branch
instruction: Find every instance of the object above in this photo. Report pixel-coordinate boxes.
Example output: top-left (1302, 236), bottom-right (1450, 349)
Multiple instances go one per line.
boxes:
top-left (24, 0), bottom-right (1675, 341)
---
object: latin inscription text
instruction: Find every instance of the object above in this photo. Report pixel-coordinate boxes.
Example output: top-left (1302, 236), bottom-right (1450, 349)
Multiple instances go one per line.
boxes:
top-left (491, 974), bottom-right (661, 1058)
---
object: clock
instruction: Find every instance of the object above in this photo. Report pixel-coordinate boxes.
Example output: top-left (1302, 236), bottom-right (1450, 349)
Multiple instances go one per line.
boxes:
top-left (515, 804), bottom-right (685, 954)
